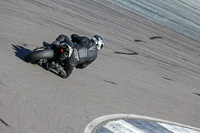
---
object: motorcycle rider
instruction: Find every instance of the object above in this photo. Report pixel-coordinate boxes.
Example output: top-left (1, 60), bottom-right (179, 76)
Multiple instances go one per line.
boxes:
top-left (43, 34), bottom-right (105, 78)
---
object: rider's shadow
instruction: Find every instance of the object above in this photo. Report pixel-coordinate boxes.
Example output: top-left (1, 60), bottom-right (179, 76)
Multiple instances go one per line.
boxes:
top-left (11, 44), bottom-right (32, 61)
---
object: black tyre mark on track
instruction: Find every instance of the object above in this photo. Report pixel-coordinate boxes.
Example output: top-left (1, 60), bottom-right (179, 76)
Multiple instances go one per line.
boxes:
top-left (114, 51), bottom-right (139, 55)
top-left (149, 36), bottom-right (163, 40)
top-left (193, 92), bottom-right (200, 97)
top-left (104, 80), bottom-right (118, 85)
top-left (134, 39), bottom-right (146, 43)
top-left (0, 119), bottom-right (10, 127)
top-left (162, 76), bottom-right (173, 81)
top-left (114, 48), bottom-right (139, 55)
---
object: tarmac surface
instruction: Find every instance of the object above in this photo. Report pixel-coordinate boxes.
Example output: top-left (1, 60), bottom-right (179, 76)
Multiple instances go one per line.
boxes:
top-left (108, 0), bottom-right (200, 41)
top-left (0, 0), bottom-right (200, 133)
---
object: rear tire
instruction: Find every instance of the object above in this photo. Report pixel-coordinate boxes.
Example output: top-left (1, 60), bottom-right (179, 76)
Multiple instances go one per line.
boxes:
top-left (25, 49), bottom-right (54, 63)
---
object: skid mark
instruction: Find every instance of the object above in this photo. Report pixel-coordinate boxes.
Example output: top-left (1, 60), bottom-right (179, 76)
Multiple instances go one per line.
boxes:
top-left (193, 92), bottom-right (200, 97)
top-left (0, 119), bottom-right (10, 127)
top-left (104, 80), bottom-right (118, 85)
top-left (149, 36), bottom-right (163, 40)
top-left (162, 76), bottom-right (174, 81)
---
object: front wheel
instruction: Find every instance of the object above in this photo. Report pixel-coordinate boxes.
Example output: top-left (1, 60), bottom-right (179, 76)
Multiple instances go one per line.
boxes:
top-left (25, 49), bottom-right (54, 63)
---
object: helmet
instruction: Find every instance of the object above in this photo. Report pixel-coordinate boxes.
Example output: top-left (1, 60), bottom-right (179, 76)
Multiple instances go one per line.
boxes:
top-left (91, 35), bottom-right (105, 51)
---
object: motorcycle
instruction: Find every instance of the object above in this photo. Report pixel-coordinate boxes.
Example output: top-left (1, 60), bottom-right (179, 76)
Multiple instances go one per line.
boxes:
top-left (25, 42), bottom-right (70, 68)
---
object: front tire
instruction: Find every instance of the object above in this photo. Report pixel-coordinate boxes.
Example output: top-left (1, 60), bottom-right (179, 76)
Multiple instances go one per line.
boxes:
top-left (25, 49), bottom-right (54, 63)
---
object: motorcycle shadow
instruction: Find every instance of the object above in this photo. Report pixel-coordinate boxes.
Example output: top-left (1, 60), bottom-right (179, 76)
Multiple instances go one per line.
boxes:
top-left (11, 44), bottom-right (32, 61)
top-left (11, 44), bottom-right (59, 76)
top-left (12, 44), bottom-right (61, 77)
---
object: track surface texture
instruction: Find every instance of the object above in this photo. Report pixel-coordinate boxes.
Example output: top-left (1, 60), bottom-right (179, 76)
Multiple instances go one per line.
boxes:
top-left (0, 0), bottom-right (200, 133)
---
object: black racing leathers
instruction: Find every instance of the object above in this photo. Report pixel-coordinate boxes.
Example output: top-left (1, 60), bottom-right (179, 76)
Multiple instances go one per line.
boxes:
top-left (55, 34), bottom-right (98, 78)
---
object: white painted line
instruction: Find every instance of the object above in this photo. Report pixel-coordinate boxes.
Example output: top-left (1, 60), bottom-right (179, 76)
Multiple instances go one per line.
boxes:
top-left (84, 114), bottom-right (200, 133)
top-left (159, 123), bottom-right (200, 133)
top-left (104, 120), bottom-right (145, 133)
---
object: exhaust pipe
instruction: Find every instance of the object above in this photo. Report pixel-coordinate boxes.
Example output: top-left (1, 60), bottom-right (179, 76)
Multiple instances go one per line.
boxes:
top-left (59, 52), bottom-right (68, 61)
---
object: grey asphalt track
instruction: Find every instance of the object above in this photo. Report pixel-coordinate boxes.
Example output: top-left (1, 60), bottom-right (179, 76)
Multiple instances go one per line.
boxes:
top-left (0, 0), bottom-right (200, 133)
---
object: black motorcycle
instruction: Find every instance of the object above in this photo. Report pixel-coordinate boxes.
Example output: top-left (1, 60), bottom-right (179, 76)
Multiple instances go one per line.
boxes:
top-left (25, 42), bottom-right (70, 67)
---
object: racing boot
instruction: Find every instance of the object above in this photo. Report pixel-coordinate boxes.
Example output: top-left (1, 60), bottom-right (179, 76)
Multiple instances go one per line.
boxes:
top-left (54, 63), bottom-right (67, 78)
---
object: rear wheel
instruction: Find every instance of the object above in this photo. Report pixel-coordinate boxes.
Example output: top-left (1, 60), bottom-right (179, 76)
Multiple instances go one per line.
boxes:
top-left (25, 49), bottom-right (54, 63)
